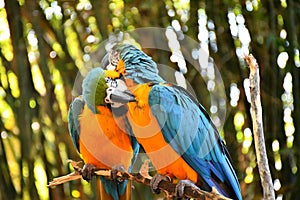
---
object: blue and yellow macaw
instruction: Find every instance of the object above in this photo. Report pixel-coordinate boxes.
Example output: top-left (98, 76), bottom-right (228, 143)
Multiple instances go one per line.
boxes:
top-left (104, 44), bottom-right (242, 200)
top-left (68, 67), bottom-right (139, 200)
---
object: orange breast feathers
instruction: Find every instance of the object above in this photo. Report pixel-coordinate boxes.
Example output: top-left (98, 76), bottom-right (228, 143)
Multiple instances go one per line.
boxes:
top-left (78, 105), bottom-right (133, 170)
top-left (126, 84), bottom-right (198, 183)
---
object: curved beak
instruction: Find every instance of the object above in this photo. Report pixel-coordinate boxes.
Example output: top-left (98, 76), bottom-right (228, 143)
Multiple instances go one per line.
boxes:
top-left (105, 87), bottom-right (136, 104)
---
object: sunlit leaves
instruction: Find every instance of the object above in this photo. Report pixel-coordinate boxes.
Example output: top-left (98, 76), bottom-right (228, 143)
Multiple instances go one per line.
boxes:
top-left (234, 111), bottom-right (254, 183)
top-left (25, 28), bottom-right (47, 96)
top-left (277, 14), bottom-right (284, 26)
top-left (52, 42), bottom-right (64, 58)
top-left (244, 166), bottom-right (254, 184)
top-left (109, 0), bottom-right (125, 30)
top-left (31, 64), bottom-right (46, 96)
top-left (31, 121), bottom-right (40, 132)
top-left (228, 9), bottom-right (251, 63)
top-left (1, 130), bottom-right (21, 192)
top-left (76, 0), bottom-right (92, 11)
top-left (7, 71), bottom-right (20, 98)
top-left (277, 52), bottom-right (288, 69)
top-left (0, 64), bottom-right (8, 88)
top-left (72, 189), bottom-right (81, 198)
top-left (272, 139), bottom-right (282, 172)
top-left (280, 0), bottom-right (287, 8)
top-left (242, 128), bottom-right (252, 154)
top-left (245, 0), bottom-right (259, 11)
top-left (279, 29), bottom-right (287, 40)
top-left (282, 73), bottom-right (295, 149)
top-left (112, 17), bottom-right (121, 28)
top-left (34, 159), bottom-right (48, 199)
top-left (0, 99), bottom-right (15, 130)
top-left (230, 83), bottom-right (240, 107)
top-left (274, 179), bottom-right (282, 192)
top-left (234, 112), bottom-right (244, 143)
top-left (167, 0), bottom-right (189, 23)
top-left (234, 112), bottom-right (244, 130)
top-left (0, 7), bottom-right (13, 61)
top-left (39, 0), bottom-right (63, 31)
top-left (295, 49), bottom-right (300, 67)
top-left (87, 16), bottom-right (100, 39)
top-left (64, 26), bottom-right (84, 69)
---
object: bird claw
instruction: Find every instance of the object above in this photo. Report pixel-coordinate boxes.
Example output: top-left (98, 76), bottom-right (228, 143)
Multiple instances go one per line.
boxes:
top-left (111, 165), bottom-right (126, 183)
top-left (81, 163), bottom-right (96, 182)
top-left (150, 174), bottom-right (171, 194)
top-left (175, 179), bottom-right (200, 198)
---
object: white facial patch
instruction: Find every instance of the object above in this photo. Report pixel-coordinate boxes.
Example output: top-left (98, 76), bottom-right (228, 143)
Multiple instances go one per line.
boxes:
top-left (105, 78), bottom-right (128, 91)
top-left (105, 87), bottom-right (123, 108)
top-left (105, 78), bottom-right (118, 88)
top-left (115, 79), bottom-right (128, 91)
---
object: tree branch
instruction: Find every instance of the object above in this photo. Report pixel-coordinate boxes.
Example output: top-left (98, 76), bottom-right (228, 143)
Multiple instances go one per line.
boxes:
top-left (48, 160), bottom-right (231, 200)
top-left (245, 54), bottom-right (275, 200)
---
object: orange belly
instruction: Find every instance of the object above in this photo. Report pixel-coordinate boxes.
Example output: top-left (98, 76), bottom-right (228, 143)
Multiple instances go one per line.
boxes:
top-left (127, 84), bottom-right (198, 183)
top-left (79, 105), bottom-right (133, 170)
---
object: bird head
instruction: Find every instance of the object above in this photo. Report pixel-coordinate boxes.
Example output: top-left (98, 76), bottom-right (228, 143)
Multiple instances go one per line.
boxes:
top-left (104, 78), bottom-right (136, 108)
top-left (103, 43), bottom-right (165, 84)
top-left (82, 67), bottom-right (135, 111)
top-left (82, 68), bottom-right (108, 112)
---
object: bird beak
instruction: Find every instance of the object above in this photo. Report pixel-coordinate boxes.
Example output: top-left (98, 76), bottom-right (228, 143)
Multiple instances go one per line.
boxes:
top-left (105, 87), bottom-right (136, 104)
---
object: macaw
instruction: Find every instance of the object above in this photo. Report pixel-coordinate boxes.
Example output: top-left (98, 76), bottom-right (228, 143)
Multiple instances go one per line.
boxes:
top-left (103, 44), bottom-right (242, 200)
top-left (68, 67), bottom-right (139, 200)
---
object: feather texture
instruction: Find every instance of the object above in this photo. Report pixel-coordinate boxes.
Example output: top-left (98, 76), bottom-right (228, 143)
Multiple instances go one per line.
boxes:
top-left (67, 67), bottom-right (139, 200)
top-left (68, 96), bottom-right (84, 152)
top-left (148, 84), bottom-right (242, 200)
top-left (106, 44), bottom-right (241, 199)
top-left (114, 44), bottom-right (165, 84)
top-left (82, 68), bottom-right (108, 112)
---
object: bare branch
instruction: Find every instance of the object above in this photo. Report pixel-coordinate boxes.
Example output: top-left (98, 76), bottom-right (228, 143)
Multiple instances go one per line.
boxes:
top-left (48, 160), bottom-right (231, 200)
top-left (245, 54), bottom-right (275, 200)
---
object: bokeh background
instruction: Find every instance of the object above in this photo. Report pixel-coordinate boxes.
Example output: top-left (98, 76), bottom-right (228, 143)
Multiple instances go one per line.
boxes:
top-left (0, 0), bottom-right (299, 199)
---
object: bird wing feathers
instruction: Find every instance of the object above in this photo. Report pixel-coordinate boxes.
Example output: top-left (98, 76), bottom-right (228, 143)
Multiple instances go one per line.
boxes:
top-left (148, 84), bottom-right (241, 200)
top-left (68, 96), bottom-right (85, 152)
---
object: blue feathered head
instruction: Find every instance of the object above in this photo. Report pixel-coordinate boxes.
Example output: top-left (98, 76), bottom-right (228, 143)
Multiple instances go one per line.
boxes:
top-left (110, 44), bottom-right (166, 84)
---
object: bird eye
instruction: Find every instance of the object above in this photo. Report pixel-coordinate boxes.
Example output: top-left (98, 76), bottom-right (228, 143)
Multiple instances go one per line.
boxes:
top-left (111, 80), bottom-right (118, 88)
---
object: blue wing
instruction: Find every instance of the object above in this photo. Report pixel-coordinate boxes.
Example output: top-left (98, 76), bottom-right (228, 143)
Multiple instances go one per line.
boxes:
top-left (68, 96), bottom-right (85, 152)
top-left (148, 84), bottom-right (242, 200)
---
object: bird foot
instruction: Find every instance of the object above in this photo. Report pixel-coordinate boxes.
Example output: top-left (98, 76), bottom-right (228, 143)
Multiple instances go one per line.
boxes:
top-left (150, 174), bottom-right (172, 194)
top-left (111, 165), bottom-right (126, 183)
top-left (175, 179), bottom-right (200, 198)
top-left (81, 163), bottom-right (96, 182)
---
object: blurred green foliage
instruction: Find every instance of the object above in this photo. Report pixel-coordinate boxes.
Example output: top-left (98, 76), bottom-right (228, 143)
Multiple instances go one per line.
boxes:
top-left (0, 0), bottom-right (299, 199)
